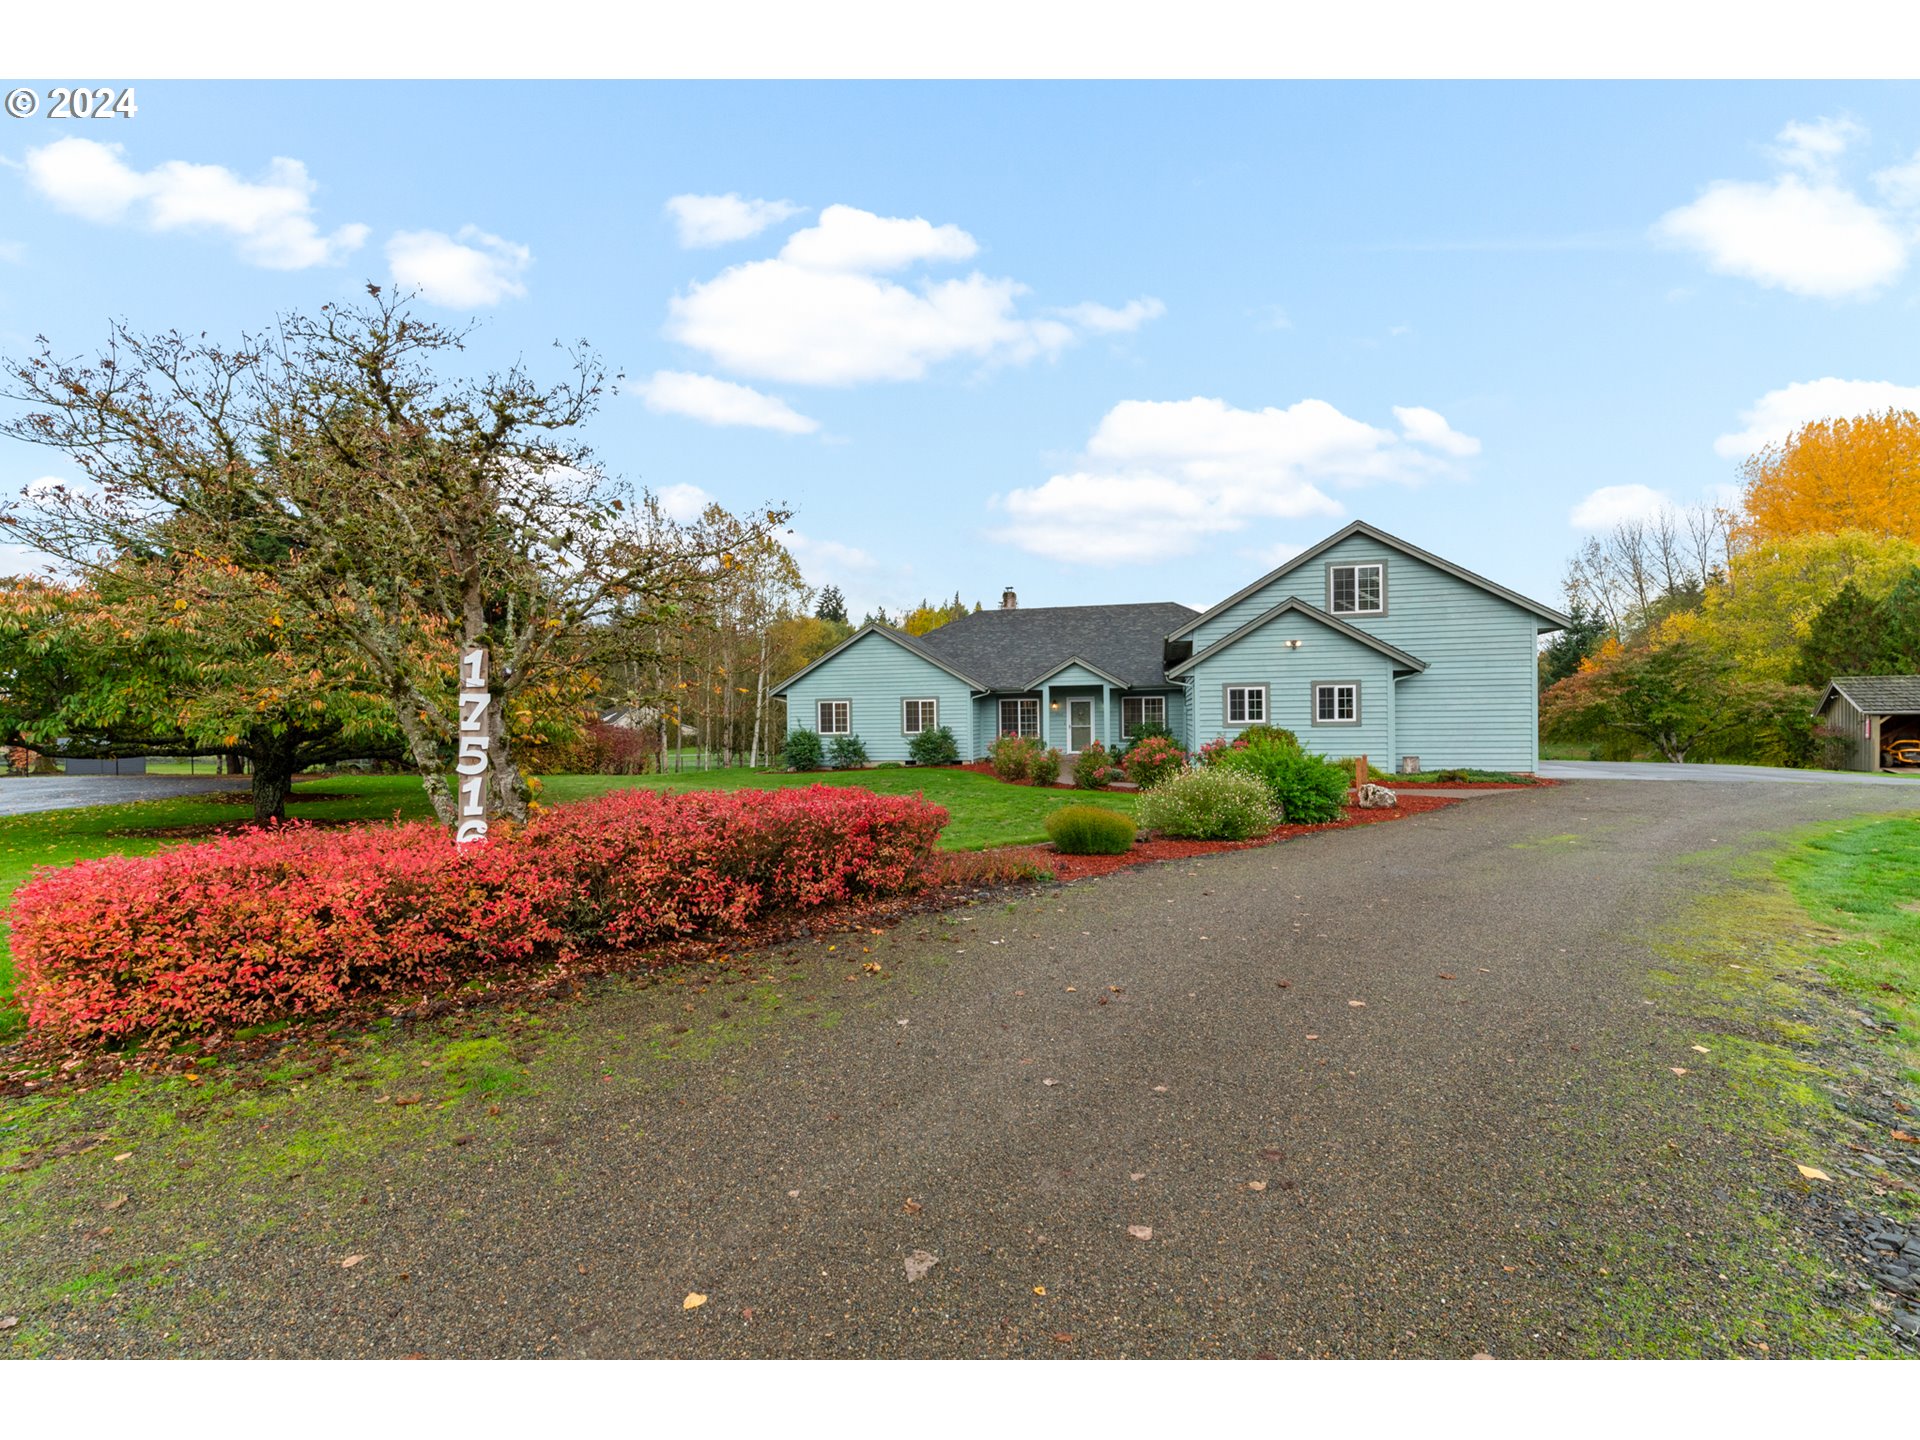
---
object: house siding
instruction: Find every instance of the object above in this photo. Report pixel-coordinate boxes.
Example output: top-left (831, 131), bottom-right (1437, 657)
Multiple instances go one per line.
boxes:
top-left (1185, 534), bottom-right (1544, 771)
top-left (1184, 609), bottom-right (1396, 761)
top-left (1819, 691), bottom-right (1872, 771)
top-left (780, 631), bottom-right (976, 764)
top-left (974, 688), bottom-right (1184, 756)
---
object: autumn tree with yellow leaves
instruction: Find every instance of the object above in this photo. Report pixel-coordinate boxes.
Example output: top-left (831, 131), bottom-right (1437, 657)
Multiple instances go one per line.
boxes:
top-left (1740, 409), bottom-right (1920, 548)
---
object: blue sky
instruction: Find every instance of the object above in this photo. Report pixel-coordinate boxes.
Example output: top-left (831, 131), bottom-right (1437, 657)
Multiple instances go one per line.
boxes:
top-left (4, 81), bottom-right (1919, 617)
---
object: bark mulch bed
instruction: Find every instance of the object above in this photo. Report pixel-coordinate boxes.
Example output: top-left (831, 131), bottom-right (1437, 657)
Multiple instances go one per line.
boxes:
top-left (1003, 791), bottom-right (1467, 881)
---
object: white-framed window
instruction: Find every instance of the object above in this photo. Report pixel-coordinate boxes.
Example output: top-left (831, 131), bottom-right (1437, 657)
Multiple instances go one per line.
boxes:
top-left (1121, 694), bottom-right (1167, 738)
top-left (1329, 562), bottom-right (1385, 615)
top-left (1225, 684), bottom-right (1267, 726)
top-left (902, 698), bottom-right (938, 735)
top-left (999, 696), bottom-right (1040, 738)
top-left (1313, 681), bottom-right (1360, 725)
top-left (817, 699), bottom-right (851, 735)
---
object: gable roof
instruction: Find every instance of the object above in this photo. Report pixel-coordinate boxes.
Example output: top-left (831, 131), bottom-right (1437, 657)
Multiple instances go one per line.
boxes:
top-left (771, 621), bottom-right (988, 696)
top-left (1818, 675), bottom-right (1920, 714)
top-left (912, 601), bottom-right (1199, 691)
top-left (1166, 596), bottom-right (1428, 679)
top-left (1167, 519), bottom-right (1572, 640)
top-left (1024, 654), bottom-right (1131, 690)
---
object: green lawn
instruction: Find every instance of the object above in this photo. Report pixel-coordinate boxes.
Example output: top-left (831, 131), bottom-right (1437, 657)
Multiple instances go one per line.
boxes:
top-left (1776, 814), bottom-right (1920, 1084)
top-left (0, 766), bottom-right (1131, 1037)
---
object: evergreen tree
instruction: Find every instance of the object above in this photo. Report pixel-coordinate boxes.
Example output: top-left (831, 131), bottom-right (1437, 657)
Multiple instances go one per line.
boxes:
top-left (814, 584), bottom-right (848, 625)
top-left (1540, 601), bottom-right (1610, 685)
top-left (1787, 581), bottom-right (1886, 686)
top-left (1879, 567), bottom-right (1920, 672)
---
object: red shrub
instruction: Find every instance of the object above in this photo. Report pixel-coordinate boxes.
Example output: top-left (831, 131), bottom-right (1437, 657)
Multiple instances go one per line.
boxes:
top-left (12, 784), bottom-right (946, 1045)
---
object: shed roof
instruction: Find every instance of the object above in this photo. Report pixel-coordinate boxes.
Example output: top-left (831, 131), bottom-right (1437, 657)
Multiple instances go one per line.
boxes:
top-left (1820, 675), bottom-right (1920, 714)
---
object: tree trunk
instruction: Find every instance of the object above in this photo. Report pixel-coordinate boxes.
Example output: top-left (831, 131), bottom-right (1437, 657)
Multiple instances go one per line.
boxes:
top-left (486, 701), bottom-right (532, 823)
top-left (250, 742), bottom-right (299, 824)
top-left (391, 675), bottom-right (459, 826)
top-left (749, 624), bottom-right (769, 768)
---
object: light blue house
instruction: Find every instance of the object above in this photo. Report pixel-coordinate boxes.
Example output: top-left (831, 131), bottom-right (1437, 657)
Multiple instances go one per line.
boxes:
top-left (773, 520), bottom-right (1569, 773)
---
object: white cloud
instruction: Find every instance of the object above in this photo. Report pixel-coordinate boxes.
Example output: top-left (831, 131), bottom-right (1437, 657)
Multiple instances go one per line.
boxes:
top-left (654, 483), bottom-right (715, 523)
top-left (1872, 150), bottom-right (1920, 210)
top-left (665, 193), bottom-right (803, 248)
top-left (1054, 297), bottom-right (1166, 334)
top-left (1653, 117), bottom-right (1911, 300)
top-left (1570, 484), bottom-right (1673, 529)
top-left (386, 225), bottom-right (531, 307)
top-left (1714, 376), bottom-right (1920, 458)
top-left (779, 204), bottom-right (977, 272)
top-left (664, 204), bottom-right (1162, 387)
top-left (1653, 175), bottom-right (1907, 299)
top-left (1392, 405), bottom-right (1481, 457)
top-left (630, 370), bottom-right (819, 435)
top-left (23, 137), bottom-right (367, 269)
top-left (992, 396), bottom-right (1474, 565)
top-left (1772, 116), bottom-right (1868, 174)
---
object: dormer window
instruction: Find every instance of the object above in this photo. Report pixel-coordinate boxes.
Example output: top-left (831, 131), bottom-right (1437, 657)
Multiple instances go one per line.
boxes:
top-left (1329, 562), bottom-right (1385, 615)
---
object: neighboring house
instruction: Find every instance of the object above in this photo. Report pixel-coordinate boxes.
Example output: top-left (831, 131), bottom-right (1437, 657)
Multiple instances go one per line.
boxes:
top-left (773, 519), bottom-right (1570, 773)
top-left (1813, 676), bottom-right (1920, 771)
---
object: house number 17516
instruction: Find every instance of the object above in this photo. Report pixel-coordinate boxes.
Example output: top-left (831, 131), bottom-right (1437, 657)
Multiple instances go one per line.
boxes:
top-left (456, 645), bottom-right (489, 844)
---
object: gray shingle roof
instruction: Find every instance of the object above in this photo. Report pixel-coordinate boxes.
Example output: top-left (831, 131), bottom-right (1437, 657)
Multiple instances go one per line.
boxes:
top-left (913, 602), bottom-right (1200, 691)
top-left (1825, 675), bottom-right (1920, 714)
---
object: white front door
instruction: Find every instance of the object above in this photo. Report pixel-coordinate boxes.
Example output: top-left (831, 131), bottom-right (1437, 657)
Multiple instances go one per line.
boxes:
top-left (1068, 699), bottom-right (1094, 752)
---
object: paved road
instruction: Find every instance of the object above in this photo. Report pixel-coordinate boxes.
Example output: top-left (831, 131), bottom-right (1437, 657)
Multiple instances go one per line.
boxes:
top-left (6, 777), bottom-right (1913, 1357)
top-left (1539, 759), bottom-right (1920, 786)
top-left (0, 774), bottom-right (241, 817)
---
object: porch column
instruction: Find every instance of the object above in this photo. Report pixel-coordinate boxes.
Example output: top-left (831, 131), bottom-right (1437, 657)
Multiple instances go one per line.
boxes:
top-left (1102, 683), bottom-right (1112, 748)
top-left (1040, 682), bottom-right (1051, 749)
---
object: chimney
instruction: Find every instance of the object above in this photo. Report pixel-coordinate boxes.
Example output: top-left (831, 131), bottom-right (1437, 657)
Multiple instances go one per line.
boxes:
top-left (1000, 586), bottom-right (1018, 610)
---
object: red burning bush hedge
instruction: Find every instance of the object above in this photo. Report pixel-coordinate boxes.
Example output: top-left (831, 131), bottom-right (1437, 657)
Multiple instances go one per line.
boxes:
top-left (11, 784), bottom-right (947, 1045)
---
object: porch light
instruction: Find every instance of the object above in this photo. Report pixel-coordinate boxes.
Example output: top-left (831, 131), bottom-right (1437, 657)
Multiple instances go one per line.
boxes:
top-left (1049, 701), bottom-right (1060, 710)
top-left (1286, 638), bottom-right (1303, 649)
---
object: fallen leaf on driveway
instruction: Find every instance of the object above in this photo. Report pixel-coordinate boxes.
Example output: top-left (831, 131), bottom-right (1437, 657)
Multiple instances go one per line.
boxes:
top-left (1129, 1172), bottom-right (1146, 1181)
top-left (1127, 1225), bottom-right (1153, 1241)
top-left (1348, 1000), bottom-right (1366, 1008)
top-left (683, 1292), bottom-right (708, 1310)
top-left (903, 1250), bottom-right (939, 1282)
top-left (1795, 1165), bottom-right (1832, 1182)
top-left (903, 1198), bottom-right (923, 1214)
top-left (1052, 1332), bottom-right (1074, 1344)
top-left (1247, 1180), bottom-right (1268, 1191)
top-left (1033, 1285), bottom-right (1046, 1295)
top-left (1890, 1130), bottom-right (1917, 1143)
top-left (341, 1255), bottom-right (366, 1268)
top-left (1437, 973), bottom-right (1455, 981)
top-left (1042, 1078), bottom-right (1058, 1087)
top-left (1260, 1148), bottom-right (1285, 1161)
top-left (1305, 1034), bottom-right (1319, 1041)
top-left (1152, 1085), bottom-right (1169, 1093)
top-left (1670, 1067), bottom-right (1689, 1076)
top-left (788, 1189), bottom-right (800, 1198)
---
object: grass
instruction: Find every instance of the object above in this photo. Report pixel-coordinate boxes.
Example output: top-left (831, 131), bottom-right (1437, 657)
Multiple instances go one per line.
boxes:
top-left (1774, 814), bottom-right (1920, 1084)
top-left (0, 765), bottom-right (1133, 1034)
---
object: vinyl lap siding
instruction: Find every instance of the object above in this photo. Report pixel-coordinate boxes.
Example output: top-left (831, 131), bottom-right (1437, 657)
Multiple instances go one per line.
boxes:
top-left (781, 632), bottom-right (976, 764)
top-left (1185, 608), bottom-right (1395, 761)
top-left (1185, 535), bottom-right (1543, 771)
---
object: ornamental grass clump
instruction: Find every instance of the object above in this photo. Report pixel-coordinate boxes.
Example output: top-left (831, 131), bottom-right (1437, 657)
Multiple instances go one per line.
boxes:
top-left (1043, 804), bottom-right (1138, 855)
top-left (12, 785), bottom-right (947, 1046)
top-left (1135, 767), bottom-right (1277, 840)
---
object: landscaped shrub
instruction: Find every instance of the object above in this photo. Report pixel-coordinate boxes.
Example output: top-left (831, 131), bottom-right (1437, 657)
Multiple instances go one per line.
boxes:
top-left (1044, 804), bottom-right (1138, 855)
top-left (828, 733), bottom-right (869, 769)
top-left (1030, 747), bottom-right (1063, 787)
top-left (12, 785), bottom-right (948, 1046)
top-left (1123, 719), bottom-right (1176, 749)
top-left (1073, 739), bottom-right (1123, 789)
top-left (988, 732), bottom-right (1044, 782)
top-left (1240, 724), bottom-right (1302, 752)
top-left (1217, 736), bottom-right (1348, 823)
top-left (528, 719), bottom-right (661, 775)
top-left (907, 724), bottom-right (960, 766)
top-left (1135, 767), bottom-right (1276, 840)
top-left (1121, 734), bottom-right (1187, 789)
top-left (782, 728), bottom-right (825, 771)
top-left (936, 849), bottom-right (1060, 887)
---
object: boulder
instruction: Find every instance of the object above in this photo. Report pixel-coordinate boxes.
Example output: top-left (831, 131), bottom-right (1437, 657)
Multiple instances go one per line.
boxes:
top-left (1355, 782), bottom-right (1398, 809)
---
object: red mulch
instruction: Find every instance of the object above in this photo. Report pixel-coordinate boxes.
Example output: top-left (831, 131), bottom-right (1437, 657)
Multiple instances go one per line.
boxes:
top-left (1001, 791), bottom-right (1467, 880)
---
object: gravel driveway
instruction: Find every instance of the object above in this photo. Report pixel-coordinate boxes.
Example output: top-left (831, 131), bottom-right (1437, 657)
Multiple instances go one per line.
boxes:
top-left (4, 777), bottom-right (1915, 1357)
top-left (1539, 759), bottom-right (1919, 786)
